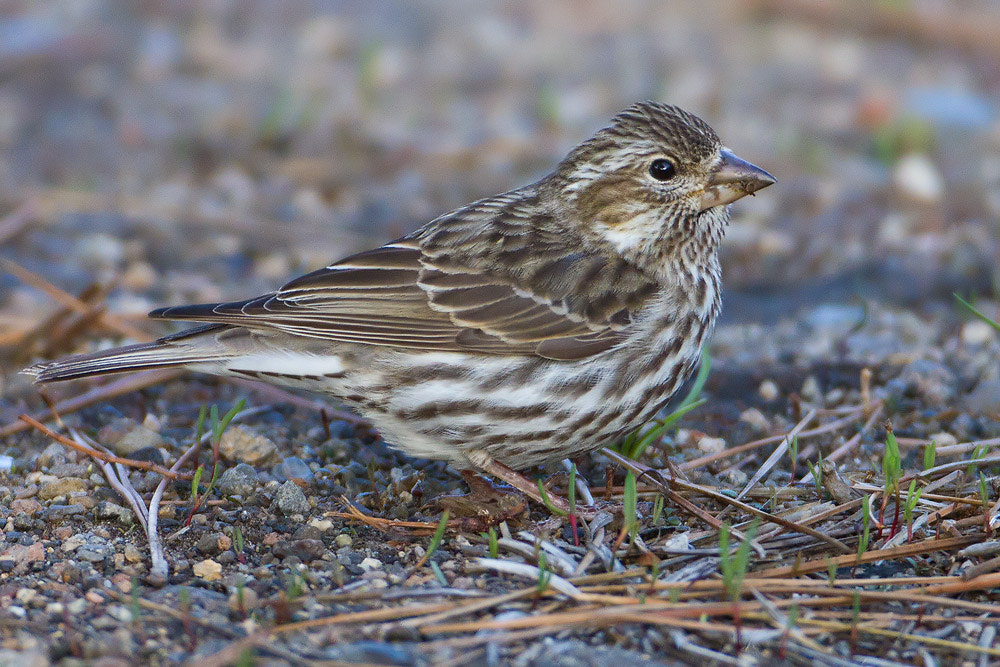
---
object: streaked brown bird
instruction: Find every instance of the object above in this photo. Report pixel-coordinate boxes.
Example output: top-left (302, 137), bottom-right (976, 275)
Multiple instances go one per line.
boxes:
top-left (26, 102), bottom-right (774, 507)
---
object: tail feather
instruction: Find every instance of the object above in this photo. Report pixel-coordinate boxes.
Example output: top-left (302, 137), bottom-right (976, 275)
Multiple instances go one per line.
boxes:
top-left (23, 324), bottom-right (231, 383)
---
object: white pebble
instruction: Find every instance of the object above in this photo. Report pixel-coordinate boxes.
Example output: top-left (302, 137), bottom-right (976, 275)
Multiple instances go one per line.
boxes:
top-left (893, 153), bottom-right (943, 203)
top-left (801, 376), bottom-right (822, 402)
top-left (359, 557), bottom-right (383, 571)
top-left (758, 380), bottom-right (780, 402)
top-left (696, 435), bottom-right (726, 455)
top-left (962, 320), bottom-right (996, 346)
top-left (928, 432), bottom-right (958, 448)
top-left (739, 408), bottom-right (770, 432)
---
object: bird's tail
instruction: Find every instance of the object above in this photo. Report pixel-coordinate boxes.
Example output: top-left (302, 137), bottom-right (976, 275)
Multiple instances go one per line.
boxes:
top-left (23, 324), bottom-right (231, 383)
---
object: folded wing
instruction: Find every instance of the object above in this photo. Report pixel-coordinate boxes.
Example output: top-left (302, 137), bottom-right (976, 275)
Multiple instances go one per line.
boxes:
top-left (151, 200), bottom-right (659, 361)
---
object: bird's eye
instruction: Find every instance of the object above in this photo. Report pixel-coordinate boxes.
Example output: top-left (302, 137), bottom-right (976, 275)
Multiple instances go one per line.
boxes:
top-left (649, 158), bottom-right (676, 181)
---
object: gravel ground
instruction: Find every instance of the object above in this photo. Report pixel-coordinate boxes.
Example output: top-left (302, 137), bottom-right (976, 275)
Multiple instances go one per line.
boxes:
top-left (1, 2), bottom-right (999, 665)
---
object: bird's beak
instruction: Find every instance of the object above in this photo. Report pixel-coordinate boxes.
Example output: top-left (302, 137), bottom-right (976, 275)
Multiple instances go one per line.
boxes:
top-left (699, 149), bottom-right (776, 211)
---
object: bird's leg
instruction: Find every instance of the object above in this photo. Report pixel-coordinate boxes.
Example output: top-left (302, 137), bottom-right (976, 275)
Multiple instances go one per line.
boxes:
top-left (467, 450), bottom-right (573, 515)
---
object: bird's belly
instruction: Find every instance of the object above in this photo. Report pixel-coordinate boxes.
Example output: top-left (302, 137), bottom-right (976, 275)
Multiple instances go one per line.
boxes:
top-left (353, 330), bottom-right (706, 468)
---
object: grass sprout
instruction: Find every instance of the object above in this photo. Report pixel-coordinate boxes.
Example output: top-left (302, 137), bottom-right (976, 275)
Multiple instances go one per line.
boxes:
top-left (954, 293), bottom-right (1000, 331)
top-left (537, 479), bottom-right (569, 517)
top-left (719, 518), bottom-right (759, 602)
top-left (624, 470), bottom-right (638, 541)
top-left (426, 510), bottom-right (450, 561)
top-left (924, 440), bottom-right (937, 471)
top-left (883, 426), bottom-right (901, 497)
top-left (616, 350), bottom-right (710, 459)
top-left (858, 495), bottom-right (872, 560)
top-left (903, 480), bottom-right (922, 541)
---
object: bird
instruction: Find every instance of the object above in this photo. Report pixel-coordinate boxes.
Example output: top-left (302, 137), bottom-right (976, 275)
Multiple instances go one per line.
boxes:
top-left (25, 102), bottom-right (774, 509)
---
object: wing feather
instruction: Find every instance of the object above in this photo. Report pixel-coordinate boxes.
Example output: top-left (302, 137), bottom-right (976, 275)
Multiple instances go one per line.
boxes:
top-left (150, 196), bottom-right (659, 359)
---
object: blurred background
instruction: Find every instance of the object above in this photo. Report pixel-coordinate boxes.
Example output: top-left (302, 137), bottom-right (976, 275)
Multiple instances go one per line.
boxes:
top-left (1, 0), bottom-right (998, 399)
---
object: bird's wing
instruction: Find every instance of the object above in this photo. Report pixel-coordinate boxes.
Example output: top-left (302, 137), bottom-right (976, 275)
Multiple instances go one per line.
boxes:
top-left (151, 196), bottom-right (660, 361)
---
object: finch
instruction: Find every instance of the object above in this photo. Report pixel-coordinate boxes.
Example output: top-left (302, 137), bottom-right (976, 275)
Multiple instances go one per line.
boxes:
top-left (26, 102), bottom-right (774, 502)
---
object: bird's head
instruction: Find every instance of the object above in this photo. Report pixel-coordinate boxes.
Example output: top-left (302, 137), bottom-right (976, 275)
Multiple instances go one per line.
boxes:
top-left (552, 102), bottom-right (775, 267)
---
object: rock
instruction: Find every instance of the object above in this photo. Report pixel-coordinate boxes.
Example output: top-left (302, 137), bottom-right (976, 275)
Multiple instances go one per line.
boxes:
top-left (0, 455), bottom-right (12, 473)
top-left (219, 426), bottom-right (279, 466)
top-left (0, 542), bottom-right (44, 573)
top-left (216, 463), bottom-right (261, 497)
top-left (696, 435), bottom-right (726, 455)
top-left (273, 456), bottom-right (313, 483)
top-left (359, 557), bottom-right (383, 571)
top-left (228, 586), bottom-right (259, 613)
top-left (0, 650), bottom-right (46, 667)
top-left (112, 425), bottom-right (165, 456)
top-left (77, 545), bottom-right (111, 562)
top-left (962, 320), bottom-right (996, 346)
top-left (10, 499), bottom-right (42, 516)
top-left (893, 153), bottom-right (943, 203)
top-left (193, 559), bottom-right (222, 581)
top-left (128, 446), bottom-right (166, 465)
top-left (963, 375), bottom-right (1000, 415)
top-left (334, 533), bottom-right (353, 548)
top-left (196, 533), bottom-right (224, 555)
top-left (274, 480), bottom-right (310, 516)
top-left (37, 442), bottom-right (67, 468)
top-left (95, 501), bottom-right (134, 525)
top-left (274, 538), bottom-right (325, 561)
top-left (928, 432), bottom-right (958, 448)
top-left (800, 376), bottom-right (822, 403)
top-left (38, 477), bottom-right (87, 500)
top-left (44, 504), bottom-right (85, 519)
top-left (308, 518), bottom-right (334, 532)
top-left (758, 380), bottom-right (779, 401)
top-left (739, 408), bottom-right (770, 432)
top-left (886, 359), bottom-right (957, 407)
top-left (124, 544), bottom-right (143, 563)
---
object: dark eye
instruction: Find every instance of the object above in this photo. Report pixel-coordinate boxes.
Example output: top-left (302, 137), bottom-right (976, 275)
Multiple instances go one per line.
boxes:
top-left (649, 158), bottom-right (676, 181)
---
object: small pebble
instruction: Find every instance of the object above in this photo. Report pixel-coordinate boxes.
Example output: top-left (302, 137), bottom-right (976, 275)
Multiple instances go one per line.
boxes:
top-left (800, 376), bottom-right (822, 402)
top-left (228, 587), bottom-right (259, 613)
top-left (308, 518), bottom-right (334, 532)
top-left (758, 380), bottom-right (780, 402)
top-left (962, 320), bottom-right (996, 346)
top-left (124, 544), bottom-right (143, 563)
top-left (274, 480), bottom-right (311, 516)
top-left (739, 408), bottom-right (770, 432)
top-left (696, 435), bottom-right (726, 455)
top-left (38, 477), bottom-right (88, 500)
top-left (928, 432), bottom-right (958, 448)
top-left (193, 559), bottom-right (223, 581)
top-left (273, 456), bottom-right (313, 483)
top-left (217, 463), bottom-right (261, 497)
top-left (219, 426), bottom-right (280, 466)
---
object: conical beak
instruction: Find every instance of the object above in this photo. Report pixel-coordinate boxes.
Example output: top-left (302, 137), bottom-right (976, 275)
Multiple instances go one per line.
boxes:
top-left (699, 149), bottom-right (776, 211)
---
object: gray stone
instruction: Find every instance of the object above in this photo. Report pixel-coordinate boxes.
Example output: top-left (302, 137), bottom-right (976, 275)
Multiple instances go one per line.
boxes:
top-left (274, 480), bottom-right (310, 516)
top-left (216, 463), bottom-right (261, 497)
top-left (272, 456), bottom-right (313, 483)
top-left (44, 504), bottom-right (85, 519)
top-left (37, 442), bottom-right (67, 468)
top-left (196, 532), bottom-right (223, 555)
top-left (884, 359), bottom-right (957, 407)
top-left (95, 501), bottom-right (135, 525)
